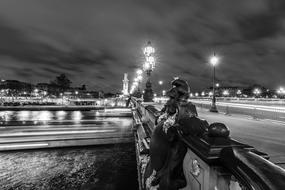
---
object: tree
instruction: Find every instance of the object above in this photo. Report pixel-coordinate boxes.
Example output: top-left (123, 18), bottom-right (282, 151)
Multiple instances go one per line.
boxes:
top-left (51, 74), bottom-right (72, 91)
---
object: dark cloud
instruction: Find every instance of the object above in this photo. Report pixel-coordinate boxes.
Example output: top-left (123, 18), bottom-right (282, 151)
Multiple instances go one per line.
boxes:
top-left (0, 0), bottom-right (284, 92)
top-left (237, 13), bottom-right (281, 40)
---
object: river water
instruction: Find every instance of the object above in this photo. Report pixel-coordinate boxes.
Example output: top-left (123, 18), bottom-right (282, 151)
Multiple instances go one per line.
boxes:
top-left (0, 110), bottom-right (138, 190)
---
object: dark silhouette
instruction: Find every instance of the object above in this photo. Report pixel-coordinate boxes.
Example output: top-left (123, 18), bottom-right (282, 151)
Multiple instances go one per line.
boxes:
top-left (51, 74), bottom-right (72, 91)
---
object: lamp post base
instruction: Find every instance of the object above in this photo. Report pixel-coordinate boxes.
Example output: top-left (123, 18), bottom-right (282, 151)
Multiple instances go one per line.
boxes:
top-left (209, 104), bottom-right (218, 112)
top-left (143, 79), bottom-right (154, 102)
top-left (143, 88), bottom-right (154, 102)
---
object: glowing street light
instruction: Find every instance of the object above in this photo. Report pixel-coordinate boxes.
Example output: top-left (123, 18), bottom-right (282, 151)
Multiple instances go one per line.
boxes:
top-left (237, 89), bottom-right (242, 96)
top-left (277, 87), bottom-right (285, 98)
top-left (136, 69), bottom-right (143, 75)
top-left (143, 41), bottom-right (155, 102)
top-left (158, 81), bottom-right (163, 85)
top-left (253, 88), bottom-right (261, 97)
top-left (144, 42), bottom-right (155, 56)
top-left (210, 55), bottom-right (219, 67)
top-left (209, 53), bottom-right (219, 112)
top-left (137, 75), bottom-right (143, 81)
top-left (162, 90), bottom-right (166, 96)
top-left (277, 87), bottom-right (285, 94)
top-left (223, 90), bottom-right (229, 96)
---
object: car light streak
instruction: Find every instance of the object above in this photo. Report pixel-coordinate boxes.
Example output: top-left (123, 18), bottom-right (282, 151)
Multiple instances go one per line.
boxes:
top-left (0, 129), bottom-right (116, 137)
top-left (0, 143), bottom-right (49, 149)
top-left (191, 100), bottom-right (285, 113)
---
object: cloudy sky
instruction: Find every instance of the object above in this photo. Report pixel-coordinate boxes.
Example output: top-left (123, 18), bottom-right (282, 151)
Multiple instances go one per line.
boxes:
top-left (0, 0), bottom-right (284, 92)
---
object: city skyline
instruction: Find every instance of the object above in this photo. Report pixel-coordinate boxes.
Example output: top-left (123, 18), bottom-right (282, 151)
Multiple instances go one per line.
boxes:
top-left (0, 0), bottom-right (285, 92)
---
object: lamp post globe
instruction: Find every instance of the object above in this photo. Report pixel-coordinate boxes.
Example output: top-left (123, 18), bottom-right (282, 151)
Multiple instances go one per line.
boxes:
top-left (136, 69), bottom-right (143, 75)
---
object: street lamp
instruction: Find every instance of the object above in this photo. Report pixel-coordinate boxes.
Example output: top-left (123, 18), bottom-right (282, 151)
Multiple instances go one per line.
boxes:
top-left (136, 69), bottom-right (143, 75)
top-left (143, 41), bottom-right (155, 102)
top-left (237, 89), bottom-right (242, 96)
top-left (223, 90), bottom-right (229, 97)
top-left (253, 88), bottom-right (261, 97)
top-left (158, 80), bottom-right (163, 85)
top-left (277, 87), bottom-right (285, 98)
top-left (209, 53), bottom-right (219, 112)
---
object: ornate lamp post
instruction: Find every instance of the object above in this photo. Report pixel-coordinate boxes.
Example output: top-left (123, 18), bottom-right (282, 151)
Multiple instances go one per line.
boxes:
top-left (209, 53), bottom-right (219, 112)
top-left (143, 41), bottom-right (155, 102)
top-left (136, 69), bottom-right (143, 96)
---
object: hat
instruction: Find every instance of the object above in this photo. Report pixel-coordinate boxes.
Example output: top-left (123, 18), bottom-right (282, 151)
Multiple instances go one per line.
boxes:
top-left (171, 78), bottom-right (190, 95)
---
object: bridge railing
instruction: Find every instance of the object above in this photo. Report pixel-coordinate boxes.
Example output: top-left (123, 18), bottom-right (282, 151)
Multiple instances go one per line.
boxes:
top-left (133, 102), bottom-right (285, 190)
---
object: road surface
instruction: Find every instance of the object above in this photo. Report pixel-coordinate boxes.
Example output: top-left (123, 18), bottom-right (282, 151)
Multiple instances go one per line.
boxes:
top-left (197, 107), bottom-right (285, 167)
top-left (191, 99), bottom-right (285, 122)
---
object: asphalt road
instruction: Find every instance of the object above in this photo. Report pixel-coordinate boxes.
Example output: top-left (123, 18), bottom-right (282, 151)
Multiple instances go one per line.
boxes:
top-left (197, 107), bottom-right (285, 167)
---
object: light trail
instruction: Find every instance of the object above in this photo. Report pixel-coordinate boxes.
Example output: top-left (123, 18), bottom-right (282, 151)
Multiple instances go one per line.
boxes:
top-left (191, 100), bottom-right (285, 113)
top-left (0, 143), bottom-right (49, 149)
top-left (0, 129), bottom-right (116, 137)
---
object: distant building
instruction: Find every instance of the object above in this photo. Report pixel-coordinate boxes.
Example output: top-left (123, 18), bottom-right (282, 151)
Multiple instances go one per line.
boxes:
top-left (36, 83), bottom-right (49, 91)
top-left (0, 80), bottom-right (33, 95)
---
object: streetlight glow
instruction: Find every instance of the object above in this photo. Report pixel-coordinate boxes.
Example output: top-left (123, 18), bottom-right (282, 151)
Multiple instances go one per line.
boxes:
top-left (277, 87), bottom-right (285, 94)
top-left (144, 62), bottom-right (150, 70)
top-left (223, 90), bottom-right (229, 96)
top-left (158, 81), bottom-right (163, 85)
top-left (253, 88), bottom-right (261, 97)
top-left (136, 69), bottom-right (143, 75)
top-left (137, 75), bottom-right (143, 81)
top-left (144, 42), bottom-right (155, 56)
top-left (210, 54), bottom-right (219, 66)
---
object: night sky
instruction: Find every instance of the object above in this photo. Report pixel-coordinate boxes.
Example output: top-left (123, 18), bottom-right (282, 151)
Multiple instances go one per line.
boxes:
top-left (0, 0), bottom-right (285, 92)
